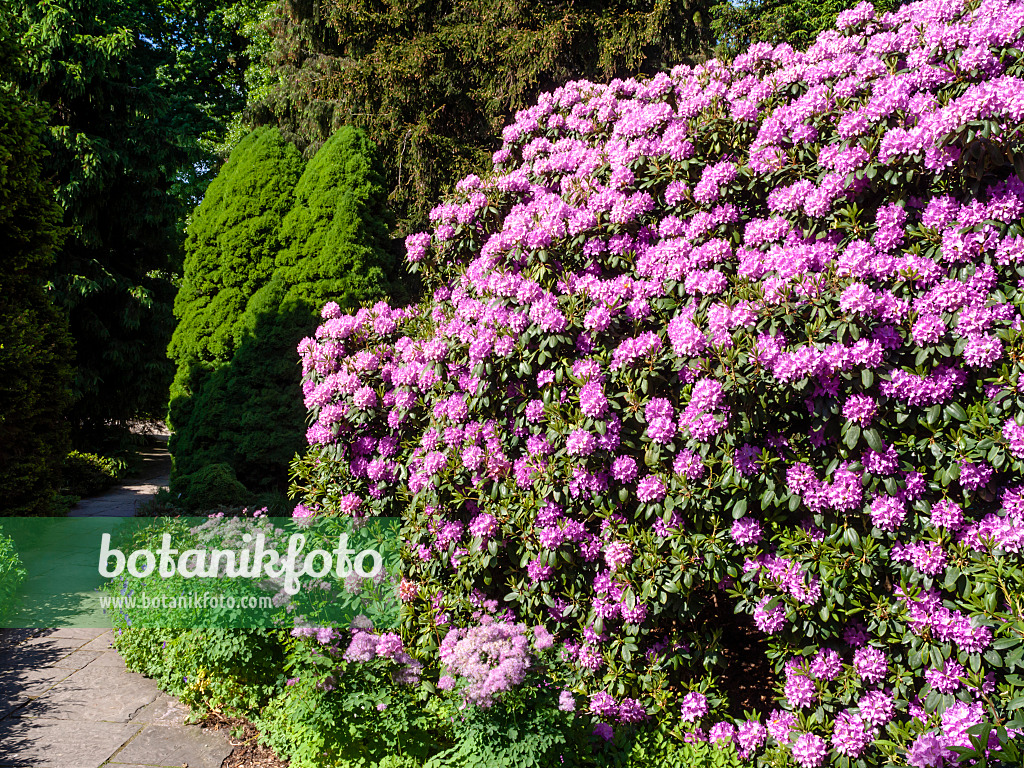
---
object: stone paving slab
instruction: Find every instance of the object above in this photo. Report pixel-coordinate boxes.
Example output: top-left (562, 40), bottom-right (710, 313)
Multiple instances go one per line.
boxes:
top-left (18, 663), bottom-right (158, 722)
top-left (107, 724), bottom-right (233, 768)
top-left (20, 637), bottom-right (89, 657)
top-left (0, 666), bottom-right (74, 699)
top-left (48, 650), bottom-right (104, 670)
top-left (0, 693), bottom-right (29, 721)
top-left (0, 433), bottom-right (232, 768)
top-left (0, 637), bottom-right (233, 767)
top-left (88, 652), bottom-right (127, 670)
top-left (0, 718), bottom-right (140, 768)
top-left (130, 693), bottom-right (189, 726)
top-left (45, 628), bottom-right (109, 641)
top-left (78, 631), bottom-right (115, 652)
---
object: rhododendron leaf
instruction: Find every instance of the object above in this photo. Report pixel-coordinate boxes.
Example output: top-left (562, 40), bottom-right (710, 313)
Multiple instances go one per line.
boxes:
top-left (946, 403), bottom-right (969, 422)
top-left (731, 499), bottom-right (747, 519)
top-left (863, 429), bottom-right (885, 453)
top-left (985, 592), bottom-right (1000, 614)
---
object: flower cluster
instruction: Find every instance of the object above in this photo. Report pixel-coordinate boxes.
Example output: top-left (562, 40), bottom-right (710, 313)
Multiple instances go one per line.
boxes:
top-left (437, 618), bottom-right (534, 707)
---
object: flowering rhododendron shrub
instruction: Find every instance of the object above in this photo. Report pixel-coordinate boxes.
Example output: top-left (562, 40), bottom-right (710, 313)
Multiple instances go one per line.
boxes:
top-left (289, 0), bottom-right (1024, 764)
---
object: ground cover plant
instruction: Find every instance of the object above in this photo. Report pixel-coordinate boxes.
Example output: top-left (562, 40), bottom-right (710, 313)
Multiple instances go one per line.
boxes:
top-left (283, 0), bottom-right (1024, 765)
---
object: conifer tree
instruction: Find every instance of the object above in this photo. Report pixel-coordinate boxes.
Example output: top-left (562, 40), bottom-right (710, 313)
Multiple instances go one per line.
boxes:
top-left (253, 0), bottom-right (718, 232)
top-left (171, 126), bottom-right (401, 496)
top-left (11, 0), bottom-right (275, 438)
top-left (168, 127), bottom-right (304, 485)
top-left (0, 25), bottom-right (74, 515)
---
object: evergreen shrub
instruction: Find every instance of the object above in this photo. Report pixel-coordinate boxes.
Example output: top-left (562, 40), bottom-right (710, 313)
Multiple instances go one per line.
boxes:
top-left (173, 125), bottom-right (404, 497)
top-left (289, 1), bottom-right (1024, 764)
top-left (61, 450), bottom-right (128, 497)
top-left (168, 463), bottom-right (255, 511)
top-left (168, 126), bottom-right (304, 487)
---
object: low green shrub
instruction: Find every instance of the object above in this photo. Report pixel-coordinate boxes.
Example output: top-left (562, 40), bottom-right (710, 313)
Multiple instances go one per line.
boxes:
top-left (116, 627), bottom-right (286, 716)
top-left (252, 625), bottom-right (750, 768)
top-left (255, 651), bottom-right (444, 768)
top-left (61, 450), bottom-right (129, 497)
top-left (50, 494), bottom-right (80, 516)
top-left (136, 488), bottom-right (186, 517)
top-left (0, 524), bottom-right (26, 621)
top-left (109, 514), bottom-right (287, 714)
top-left (424, 685), bottom-right (589, 768)
top-left (622, 732), bottom-right (745, 768)
top-left (167, 463), bottom-right (256, 511)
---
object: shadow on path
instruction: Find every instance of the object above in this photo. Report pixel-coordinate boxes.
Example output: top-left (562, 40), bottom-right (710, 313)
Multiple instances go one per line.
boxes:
top-left (0, 428), bottom-right (233, 767)
top-left (70, 431), bottom-right (172, 518)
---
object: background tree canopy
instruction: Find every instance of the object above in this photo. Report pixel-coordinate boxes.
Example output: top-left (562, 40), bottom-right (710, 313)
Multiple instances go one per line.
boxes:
top-left (709, 0), bottom-right (899, 57)
top-left (0, 18), bottom-right (74, 516)
top-left (250, 0), bottom-right (720, 233)
top-left (8, 0), bottom-right (272, 441)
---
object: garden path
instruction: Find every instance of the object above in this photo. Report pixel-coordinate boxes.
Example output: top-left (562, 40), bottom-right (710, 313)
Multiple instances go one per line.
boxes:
top-left (70, 427), bottom-right (173, 518)
top-left (0, 433), bottom-right (235, 768)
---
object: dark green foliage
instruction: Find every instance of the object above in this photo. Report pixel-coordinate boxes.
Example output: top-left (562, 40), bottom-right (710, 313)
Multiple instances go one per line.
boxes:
top-left (254, 0), bottom-right (718, 232)
top-left (170, 127), bottom-right (304, 371)
top-left (169, 463), bottom-right (256, 511)
top-left (11, 0), bottom-right (190, 436)
top-left (148, 0), bottom-right (277, 163)
top-left (10, 0), bottom-right (276, 440)
top-left (274, 126), bottom-right (402, 311)
top-left (710, 0), bottom-right (897, 57)
top-left (168, 127), bottom-right (304, 486)
top-left (115, 626), bottom-right (285, 714)
top-left (171, 288), bottom-right (313, 489)
top-left (172, 127), bottom-right (400, 493)
top-left (0, 23), bottom-right (74, 517)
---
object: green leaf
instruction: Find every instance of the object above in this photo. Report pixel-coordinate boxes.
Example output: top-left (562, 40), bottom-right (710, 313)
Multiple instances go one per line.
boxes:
top-left (863, 429), bottom-right (885, 453)
top-left (945, 403), bottom-right (968, 421)
top-left (732, 498), bottom-right (747, 518)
